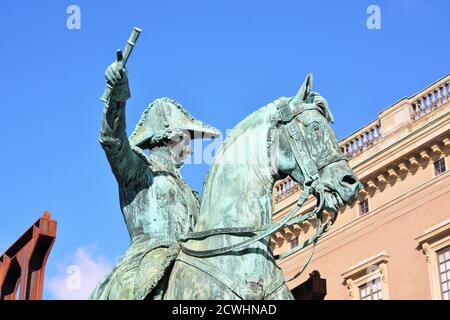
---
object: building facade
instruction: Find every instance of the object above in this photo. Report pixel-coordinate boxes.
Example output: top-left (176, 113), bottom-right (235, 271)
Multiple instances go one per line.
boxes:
top-left (272, 74), bottom-right (450, 300)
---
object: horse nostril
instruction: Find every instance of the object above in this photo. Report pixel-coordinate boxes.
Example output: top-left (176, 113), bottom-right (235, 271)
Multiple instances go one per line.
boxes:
top-left (339, 174), bottom-right (361, 204)
top-left (341, 175), bottom-right (357, 185)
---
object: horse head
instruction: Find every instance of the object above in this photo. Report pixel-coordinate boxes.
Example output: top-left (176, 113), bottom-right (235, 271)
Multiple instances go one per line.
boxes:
top-left (274, 74), bottom-right (362, 212)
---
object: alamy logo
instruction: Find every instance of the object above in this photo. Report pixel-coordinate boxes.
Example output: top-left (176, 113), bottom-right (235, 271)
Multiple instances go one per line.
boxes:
top-left (66, 265), bottom-right (81, 290)
top-left (366, 5), bottom-right (381, 30)
top-left (66, 5), bottom-right (81, 30)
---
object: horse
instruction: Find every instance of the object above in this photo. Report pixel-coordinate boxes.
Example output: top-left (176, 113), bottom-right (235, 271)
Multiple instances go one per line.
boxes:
top-left (164, 74), bottom-right (362, 300)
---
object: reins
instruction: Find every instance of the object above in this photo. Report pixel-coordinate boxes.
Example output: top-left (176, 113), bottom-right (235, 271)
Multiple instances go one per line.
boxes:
top-left (179, 100), bottom-right (343, 285)
top-left (180, 185), bottom-right (315, 257)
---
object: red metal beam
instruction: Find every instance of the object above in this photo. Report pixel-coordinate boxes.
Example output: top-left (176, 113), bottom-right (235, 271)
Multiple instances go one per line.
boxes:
top-left (0, 211), bottom-right (57, 300)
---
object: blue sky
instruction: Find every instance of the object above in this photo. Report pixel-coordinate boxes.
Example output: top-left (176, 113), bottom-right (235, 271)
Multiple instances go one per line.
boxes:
top-left (0, 0), bottom-right (449, 299)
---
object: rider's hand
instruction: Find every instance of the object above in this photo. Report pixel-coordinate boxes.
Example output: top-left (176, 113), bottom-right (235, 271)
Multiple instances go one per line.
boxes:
top-left (104, 50), bottom-right (130, 102)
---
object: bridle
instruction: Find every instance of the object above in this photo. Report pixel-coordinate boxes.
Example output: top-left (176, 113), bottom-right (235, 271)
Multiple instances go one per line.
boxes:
top-left (177, 100), bottom-right (347, 297)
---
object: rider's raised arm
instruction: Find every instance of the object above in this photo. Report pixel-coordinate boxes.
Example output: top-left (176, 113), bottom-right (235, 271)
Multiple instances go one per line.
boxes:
top-left (99, 54), bottom-right (147, 186)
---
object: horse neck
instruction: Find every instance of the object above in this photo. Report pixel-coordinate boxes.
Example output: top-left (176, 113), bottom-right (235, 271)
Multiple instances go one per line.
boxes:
top-left (196, 111), bottom-right (277, 231)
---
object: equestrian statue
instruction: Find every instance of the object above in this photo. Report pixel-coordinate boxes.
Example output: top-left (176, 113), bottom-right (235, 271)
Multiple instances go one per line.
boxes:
top-left (91, 28), bottom-right (362, 300)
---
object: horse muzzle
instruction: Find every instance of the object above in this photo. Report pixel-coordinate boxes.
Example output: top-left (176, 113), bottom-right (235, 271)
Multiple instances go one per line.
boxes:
top-left (337, 172), bottom-right (362, 206)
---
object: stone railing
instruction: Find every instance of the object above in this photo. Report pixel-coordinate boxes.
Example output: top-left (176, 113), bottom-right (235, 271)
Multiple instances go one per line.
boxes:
top-left (411, 76), bottom-right (450, 120)
top-left (339, 74), bottom-right (450, 159)
top-left (339, 120), bottom-right (382, 159)
top-left (273, 176), bottom-right (300, 203)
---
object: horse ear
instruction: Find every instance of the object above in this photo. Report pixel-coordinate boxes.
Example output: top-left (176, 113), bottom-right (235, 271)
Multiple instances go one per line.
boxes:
top-left (293, 73), bottom-right (313, 104)
top-left (313, 94), bottom-right (335, 124)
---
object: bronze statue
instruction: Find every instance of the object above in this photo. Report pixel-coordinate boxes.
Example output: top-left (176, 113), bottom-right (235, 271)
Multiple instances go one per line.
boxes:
top-left (91, 28), bottom-right (362, 300)
top-left (90, 35), bottom-right (220, 300)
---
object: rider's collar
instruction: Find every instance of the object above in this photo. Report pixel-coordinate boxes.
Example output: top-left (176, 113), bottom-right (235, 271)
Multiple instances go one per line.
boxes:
top-left (149, 148), bottom-right (179, 173)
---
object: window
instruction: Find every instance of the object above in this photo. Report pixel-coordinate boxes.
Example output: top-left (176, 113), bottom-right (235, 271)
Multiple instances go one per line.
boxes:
top-left (437, 246), bottom-right (450, 300)
top-left (359, 277), bottom-right (382, 300)
top-left (290, 237), bottom-right (299, 249)
top-left (359, 199), bottom-right (369, 216)
top-left (341, 252), bottom-right (390, 300)
top-left (416, 219), bottom-right (450, 299)
top-left (434, 158), bottom-right (446, 176)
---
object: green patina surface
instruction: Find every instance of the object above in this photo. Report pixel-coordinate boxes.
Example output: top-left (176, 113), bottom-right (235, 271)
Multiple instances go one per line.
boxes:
top-left (91, 29), bottom-right (362, 300)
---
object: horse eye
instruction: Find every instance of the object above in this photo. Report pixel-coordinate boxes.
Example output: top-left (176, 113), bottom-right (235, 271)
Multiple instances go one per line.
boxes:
top-left (311, 122), bottom-right (320, 131)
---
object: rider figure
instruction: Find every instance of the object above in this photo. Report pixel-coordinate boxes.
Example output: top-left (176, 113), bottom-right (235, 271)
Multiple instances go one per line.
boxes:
top-left (90, 51), bottom-right (220, 299)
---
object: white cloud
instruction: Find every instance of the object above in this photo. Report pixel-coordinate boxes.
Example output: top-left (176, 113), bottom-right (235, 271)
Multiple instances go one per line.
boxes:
top-left (47, 246), bottom-right (113, 300)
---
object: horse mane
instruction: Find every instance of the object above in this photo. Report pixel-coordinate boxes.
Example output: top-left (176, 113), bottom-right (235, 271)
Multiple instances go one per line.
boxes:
top-left (201, 96), bottom-right (291, 193)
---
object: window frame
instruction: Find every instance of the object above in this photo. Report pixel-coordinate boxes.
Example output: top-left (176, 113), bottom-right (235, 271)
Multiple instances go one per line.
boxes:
top-left (289, 237), bottom-right (299, 249)
top-left (341, 252), bottom-right (390, 300)
top-left (434, 158), bottom-right (447, 176)
top-left (416, 219), bottom-right (450, 300)
top-left (359, 199), bottom-right (370, 216)
top-left (436, 246), bottom-right (450, 300)
top-left (359, 276), bottom-right (383, 300)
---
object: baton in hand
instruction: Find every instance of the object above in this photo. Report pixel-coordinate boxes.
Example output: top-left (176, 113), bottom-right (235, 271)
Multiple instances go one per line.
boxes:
top-left (100, 27), bottom-right (142, 102)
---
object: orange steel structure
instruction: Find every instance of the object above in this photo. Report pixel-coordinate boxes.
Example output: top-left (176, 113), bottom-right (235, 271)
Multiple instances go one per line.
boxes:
top-left (0, 211), bottom-right (57, 300)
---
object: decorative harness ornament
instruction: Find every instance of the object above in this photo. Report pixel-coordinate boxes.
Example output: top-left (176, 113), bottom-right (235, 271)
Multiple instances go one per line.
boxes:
top-left (178, 100), bottom-right (347, 297)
